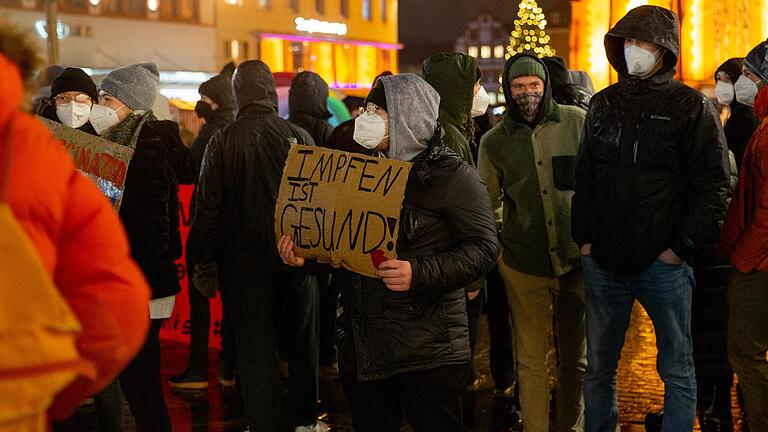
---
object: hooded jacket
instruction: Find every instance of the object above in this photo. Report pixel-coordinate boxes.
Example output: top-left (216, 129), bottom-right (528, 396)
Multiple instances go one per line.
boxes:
top-left (543, 56), bottom-right (592, 112)
top-left (190, 60), bottom-right (315, 274)
top-left (192, 74), bottom-right (236, 177)
top-left (336, 74), bottom-right (499, 381)
top-left (571, 5), bottom-right (731, 276)
top-left (479, 53), bottom-right (586, 278)
top-left (420, 53), bottom-right (479, 165)
top-left (288, 71), bottom-right (334, 148)
top-left (716, 58), bottom-right (759, 166)
top-left (0, 53), bottom-right (149, 421)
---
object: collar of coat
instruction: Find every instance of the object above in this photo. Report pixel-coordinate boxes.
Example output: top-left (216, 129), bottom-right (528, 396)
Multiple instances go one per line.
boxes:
top-left (502, 99), bottom-right (561, 135)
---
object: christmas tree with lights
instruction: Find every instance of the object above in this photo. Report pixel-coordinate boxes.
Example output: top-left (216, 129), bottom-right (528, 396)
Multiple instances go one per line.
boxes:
top-left (506, 0), bottom-right (556, 59)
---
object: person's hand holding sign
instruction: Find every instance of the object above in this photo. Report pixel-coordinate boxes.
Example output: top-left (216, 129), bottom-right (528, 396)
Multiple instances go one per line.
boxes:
top-left (376, 260), bottom-right (412, 292)
top-left (277, 235), bottom-right (305, 267)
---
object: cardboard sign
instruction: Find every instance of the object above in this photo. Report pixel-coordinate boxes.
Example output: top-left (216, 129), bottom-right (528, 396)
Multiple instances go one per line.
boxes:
top-left (275, 145), bottom-right (412, 277)
top-left (38, 116), bottom-right (134, 211)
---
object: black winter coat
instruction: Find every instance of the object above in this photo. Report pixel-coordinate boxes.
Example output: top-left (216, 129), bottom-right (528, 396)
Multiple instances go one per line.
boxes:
top-left (191, 61), bottom-right (315, 274)
top-left (724, 102), bottom-right (759, 167)
top-left (336, 142), bottom-right (499, 381)
top-left (191, 109), bottom-right (236, 179)
top-left (571, 6), bottom-right (731, 276)
top-left (120, 120), bottom-right (195, 298)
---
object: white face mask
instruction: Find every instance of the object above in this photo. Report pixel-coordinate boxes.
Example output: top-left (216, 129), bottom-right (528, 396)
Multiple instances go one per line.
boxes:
top-left (353, 110), bottom-right (388, 149)
top-left (734, 75), bottom-right (759, 107)
top-left (56, 101), bottom-right (92, 129)
top-left (471, 86), bottom-right (490, 117)
top-left (715, 81), bottom-right (735, 105)
top-left (624, 44), bottom-right (661, 78)
top-left (89, 103), bottom-right (125, 135)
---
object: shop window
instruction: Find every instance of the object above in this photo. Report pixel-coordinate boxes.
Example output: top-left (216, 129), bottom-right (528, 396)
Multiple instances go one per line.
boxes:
top-left (480, 45), bottom-right (491, 59)
top-left (315, 0), bottom-right (323, 14)
top-left (340, 0), bottom-right (347, 17)
top-left (289, 0), bottom-right (297, 11)
top-left (467, 46), bottom-right (478, 58)
top-left (494, 45), bottom-right (504, 58)
top-left (379, 0), bottom-right (386, 22)
top-left (362, 0), bottom-right (371, 21)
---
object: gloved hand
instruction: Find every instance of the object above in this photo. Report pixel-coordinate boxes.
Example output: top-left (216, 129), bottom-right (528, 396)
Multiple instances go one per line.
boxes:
top-left (192, 262), bottom-right (220, 298)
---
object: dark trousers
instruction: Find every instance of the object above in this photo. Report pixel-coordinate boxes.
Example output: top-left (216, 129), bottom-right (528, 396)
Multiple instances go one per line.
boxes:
top-left (318, 272), bottom-right (338, 367)
top-left (341, 363), bottom-right (472, 432)
top-left (120, 319), bottom-right (171, 432)
top-left (484, 266), bottom-right (516, 391)
top-left (187, 270), bottom-right (237, 372)
top-left (93, 380), bottom-right (123, 432)
top-left (223, 272), bottom-right (319, 431)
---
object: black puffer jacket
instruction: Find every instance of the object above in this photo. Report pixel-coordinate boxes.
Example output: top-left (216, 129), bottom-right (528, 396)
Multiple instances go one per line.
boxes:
top-left (571, 5), bottom-right (731, 276)
top-left (191, 74), bottom-right (236, 178)
top-left (288, 71), bottom-right (334, 148)
top-left (120, 120), bottom-right (195, 298)
top-left (190, 60), bottom-right (315, 274)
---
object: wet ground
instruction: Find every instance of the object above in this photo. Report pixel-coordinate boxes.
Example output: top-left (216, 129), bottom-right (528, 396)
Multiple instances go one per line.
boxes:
top-left (64, 303), bottom-right (744, 431)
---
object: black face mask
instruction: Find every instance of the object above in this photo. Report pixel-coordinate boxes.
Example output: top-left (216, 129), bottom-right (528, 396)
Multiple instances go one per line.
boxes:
top-left (195, 100), bottom-right (214, 119)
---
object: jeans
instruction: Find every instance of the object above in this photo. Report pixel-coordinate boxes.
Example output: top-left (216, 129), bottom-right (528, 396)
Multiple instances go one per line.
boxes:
top-left (727, 270), bottom-right (768, 431)
top-left (341, 363), bottom-right (472, 432)
top-left (582, 256), bottom-right (696, 432)
top-left (222, 272), bottom-right (319, 431)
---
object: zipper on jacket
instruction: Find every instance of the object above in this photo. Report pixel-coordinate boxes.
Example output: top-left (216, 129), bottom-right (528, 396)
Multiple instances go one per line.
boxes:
top-left (632, 113), bottom-right (644, 163)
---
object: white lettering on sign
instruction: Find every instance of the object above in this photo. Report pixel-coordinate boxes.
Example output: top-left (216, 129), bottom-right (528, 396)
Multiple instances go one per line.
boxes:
top-left (295, 17), bottom-right (348, 36)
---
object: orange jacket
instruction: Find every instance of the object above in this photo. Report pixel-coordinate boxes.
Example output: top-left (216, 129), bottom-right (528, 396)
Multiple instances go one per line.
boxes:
top-left (0, 54), bottom-right (151, 421)
top-left (719, 87), bottom-right (768, 273)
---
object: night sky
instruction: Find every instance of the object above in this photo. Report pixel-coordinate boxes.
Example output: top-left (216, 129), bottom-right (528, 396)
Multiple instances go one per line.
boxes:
top-left (398, 0), bottom-right (570, 66)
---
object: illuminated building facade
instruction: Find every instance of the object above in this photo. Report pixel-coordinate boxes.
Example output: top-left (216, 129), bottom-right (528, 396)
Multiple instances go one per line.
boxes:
top-left (570, 0), bottom-right (768, 90)
top-left (217, 0), bottom-right (400, 89)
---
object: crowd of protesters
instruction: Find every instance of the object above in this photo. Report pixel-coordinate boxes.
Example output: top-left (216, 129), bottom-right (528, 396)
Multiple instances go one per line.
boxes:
top-left (1, 4), bottom-right (767, 432)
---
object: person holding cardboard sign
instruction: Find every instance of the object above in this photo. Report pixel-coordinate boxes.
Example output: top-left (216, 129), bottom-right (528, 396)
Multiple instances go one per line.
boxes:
top-left (278, 73), bottom-right (499, 432)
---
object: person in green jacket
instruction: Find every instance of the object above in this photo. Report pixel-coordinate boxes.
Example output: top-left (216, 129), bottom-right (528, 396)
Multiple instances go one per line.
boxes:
top-left (477, 53), bottom-right (587, 432)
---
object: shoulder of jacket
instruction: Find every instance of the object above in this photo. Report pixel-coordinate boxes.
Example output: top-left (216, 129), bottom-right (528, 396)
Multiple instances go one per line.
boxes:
top-left (558, 104), bottom-right (587, 121)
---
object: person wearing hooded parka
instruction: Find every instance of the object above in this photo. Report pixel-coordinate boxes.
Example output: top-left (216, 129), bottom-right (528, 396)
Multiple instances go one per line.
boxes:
top-left (571, 6), bottom-right (730, 432)
top-left (189, 60), bottom-right (326, 432)
top-left (278, 73), bottom-right (499, 431)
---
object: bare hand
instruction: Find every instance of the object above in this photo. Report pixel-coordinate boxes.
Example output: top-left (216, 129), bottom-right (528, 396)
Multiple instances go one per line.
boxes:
top-left (277, 235), bottom-right (305, 267)
top-left (467, 290), bottom-right (481, 301)
top-left (658, 248), bottom-right (683, 265)
top-left (581, 243), bottom-right (592, 256)
top-left (376, 259), bottom-right (412, 292)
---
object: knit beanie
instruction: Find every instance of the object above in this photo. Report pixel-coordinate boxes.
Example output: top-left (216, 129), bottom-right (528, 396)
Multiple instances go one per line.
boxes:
top-left (715, 58), bottom-right (743, 84)
top-left (199, 74), bottom-right (233, 108)
top-left (364, 79), bottom-right (387, 111)
top-left (744, 40), bottom-right (768, 85)
top-left (99, 62), bottom-right (160, 111)
top-left (51, 67), bottom-right (98, 102)
top-left (507, 56), bottom-right (547, 83)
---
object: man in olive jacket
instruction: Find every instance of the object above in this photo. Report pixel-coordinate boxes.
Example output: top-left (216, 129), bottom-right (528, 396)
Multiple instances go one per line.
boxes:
top-left (571, 6), bottom-right (730, 432)
top-left (478, 53), bottom-right (587, 432)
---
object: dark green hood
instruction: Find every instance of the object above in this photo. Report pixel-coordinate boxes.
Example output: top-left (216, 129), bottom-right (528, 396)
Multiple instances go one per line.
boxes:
top-left (502, 52), bottom-right (555, 128)
top-left (420, 52), bottom-right (478, 132)
top-left (604, 5), bottom-right (679, 81)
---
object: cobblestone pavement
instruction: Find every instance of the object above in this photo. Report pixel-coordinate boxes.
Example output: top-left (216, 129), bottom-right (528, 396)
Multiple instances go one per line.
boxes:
top-left (62, 303), bottom-right (745, 431)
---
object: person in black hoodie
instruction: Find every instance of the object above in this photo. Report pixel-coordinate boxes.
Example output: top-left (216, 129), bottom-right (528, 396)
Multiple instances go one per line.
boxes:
top-left (715, 58), bottom-right (760, 166)
top-left (571, 6), bottom-right (730, 432)
top-left (289, 71), bottom-right (334, 147)
top-left (94, 62), bottom-right (194, 432)
top-left (170, 74), bottom-right (238, 390)
top-left (190, 60), bottom-right (325, 432)
top-left (542, 56), bottom-right (592, 112)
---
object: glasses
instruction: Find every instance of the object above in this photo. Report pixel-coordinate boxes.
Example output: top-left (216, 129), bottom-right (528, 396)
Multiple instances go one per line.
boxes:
top-left (54, 93), bottom-right (92, 105)
top-left (358, 103), bottom-right (382, 116)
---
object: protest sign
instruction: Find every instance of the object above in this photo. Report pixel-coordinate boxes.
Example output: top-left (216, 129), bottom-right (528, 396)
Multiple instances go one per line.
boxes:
top-left (38, 116), bottom-right (134, 211)
top-left (275, 145), bottom-right (412, 277)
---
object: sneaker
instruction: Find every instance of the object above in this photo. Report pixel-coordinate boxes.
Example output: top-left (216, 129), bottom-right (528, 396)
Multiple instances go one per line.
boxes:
top-left (294, 420), bottom-right (329, 432)
top-left (169, 367), bottom-right (208, 390)
top-left (218, 363), bottom-right (236, 388)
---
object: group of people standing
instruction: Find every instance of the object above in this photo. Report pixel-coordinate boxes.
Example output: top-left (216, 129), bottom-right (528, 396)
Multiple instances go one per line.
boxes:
top-left (1, 4), bottom-right (767, 432)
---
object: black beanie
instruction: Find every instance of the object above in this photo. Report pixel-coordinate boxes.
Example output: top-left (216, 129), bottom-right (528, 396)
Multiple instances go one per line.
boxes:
top-left (51, 67), bottom-right (98, 102)
top-left (199, 74), bottom-right (234, 108)
top-left (364, 78), bottom-right (387, 111)
top-left (715, 58), bottom-right (744, 83)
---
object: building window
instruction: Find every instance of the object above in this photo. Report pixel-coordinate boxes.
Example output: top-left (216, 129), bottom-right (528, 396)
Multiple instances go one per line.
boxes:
top-left (468, 46), bottom-right (478, 58)
top-left (224, 0), bottom-right (241, 5)
top-left (60, 0), bottom-right (87, 12)
top-left (362, 0), bottom-right (371, 21)
top-left (226, 40), bottom-right (249, 60)
top-left (258, 0), bottom-right (268, 8)
top-left (0, 0), bottom-right (20, 7)
top-left (379, 0), bottom-right (386, 22)
top-left (101, 0), bottom-right (121, 14)
top-left (159, 0), bottom-right (197, 20)
top-left (289, 0), bottom-right (297, 11)
top-left (125, 0), bottom-right (145, 15)
top-left (315, 0), bottom-right (323, 13)
top-left (494, 45), bottom-right (504, 58)
top-left (340, 0), bottom-right (347, 17)
top-left (480, 45), bottom-right (491, 59)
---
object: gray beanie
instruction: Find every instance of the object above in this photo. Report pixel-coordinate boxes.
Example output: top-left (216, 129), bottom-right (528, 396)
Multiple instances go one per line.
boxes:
top-left (100, 62), bottom-right (160, 111)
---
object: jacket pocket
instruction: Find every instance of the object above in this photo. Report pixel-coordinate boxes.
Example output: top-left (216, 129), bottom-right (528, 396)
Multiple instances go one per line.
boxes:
top-left (552, 155), bottom-right (577, 191)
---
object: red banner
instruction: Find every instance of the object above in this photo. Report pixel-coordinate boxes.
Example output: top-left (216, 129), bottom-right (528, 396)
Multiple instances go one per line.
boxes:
top-left (160, 184), bottom-right (223, 348)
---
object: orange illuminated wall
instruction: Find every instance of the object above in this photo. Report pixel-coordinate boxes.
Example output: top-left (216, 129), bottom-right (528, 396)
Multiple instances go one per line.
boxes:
top-left (356, 45), bottom-right (377, 86)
